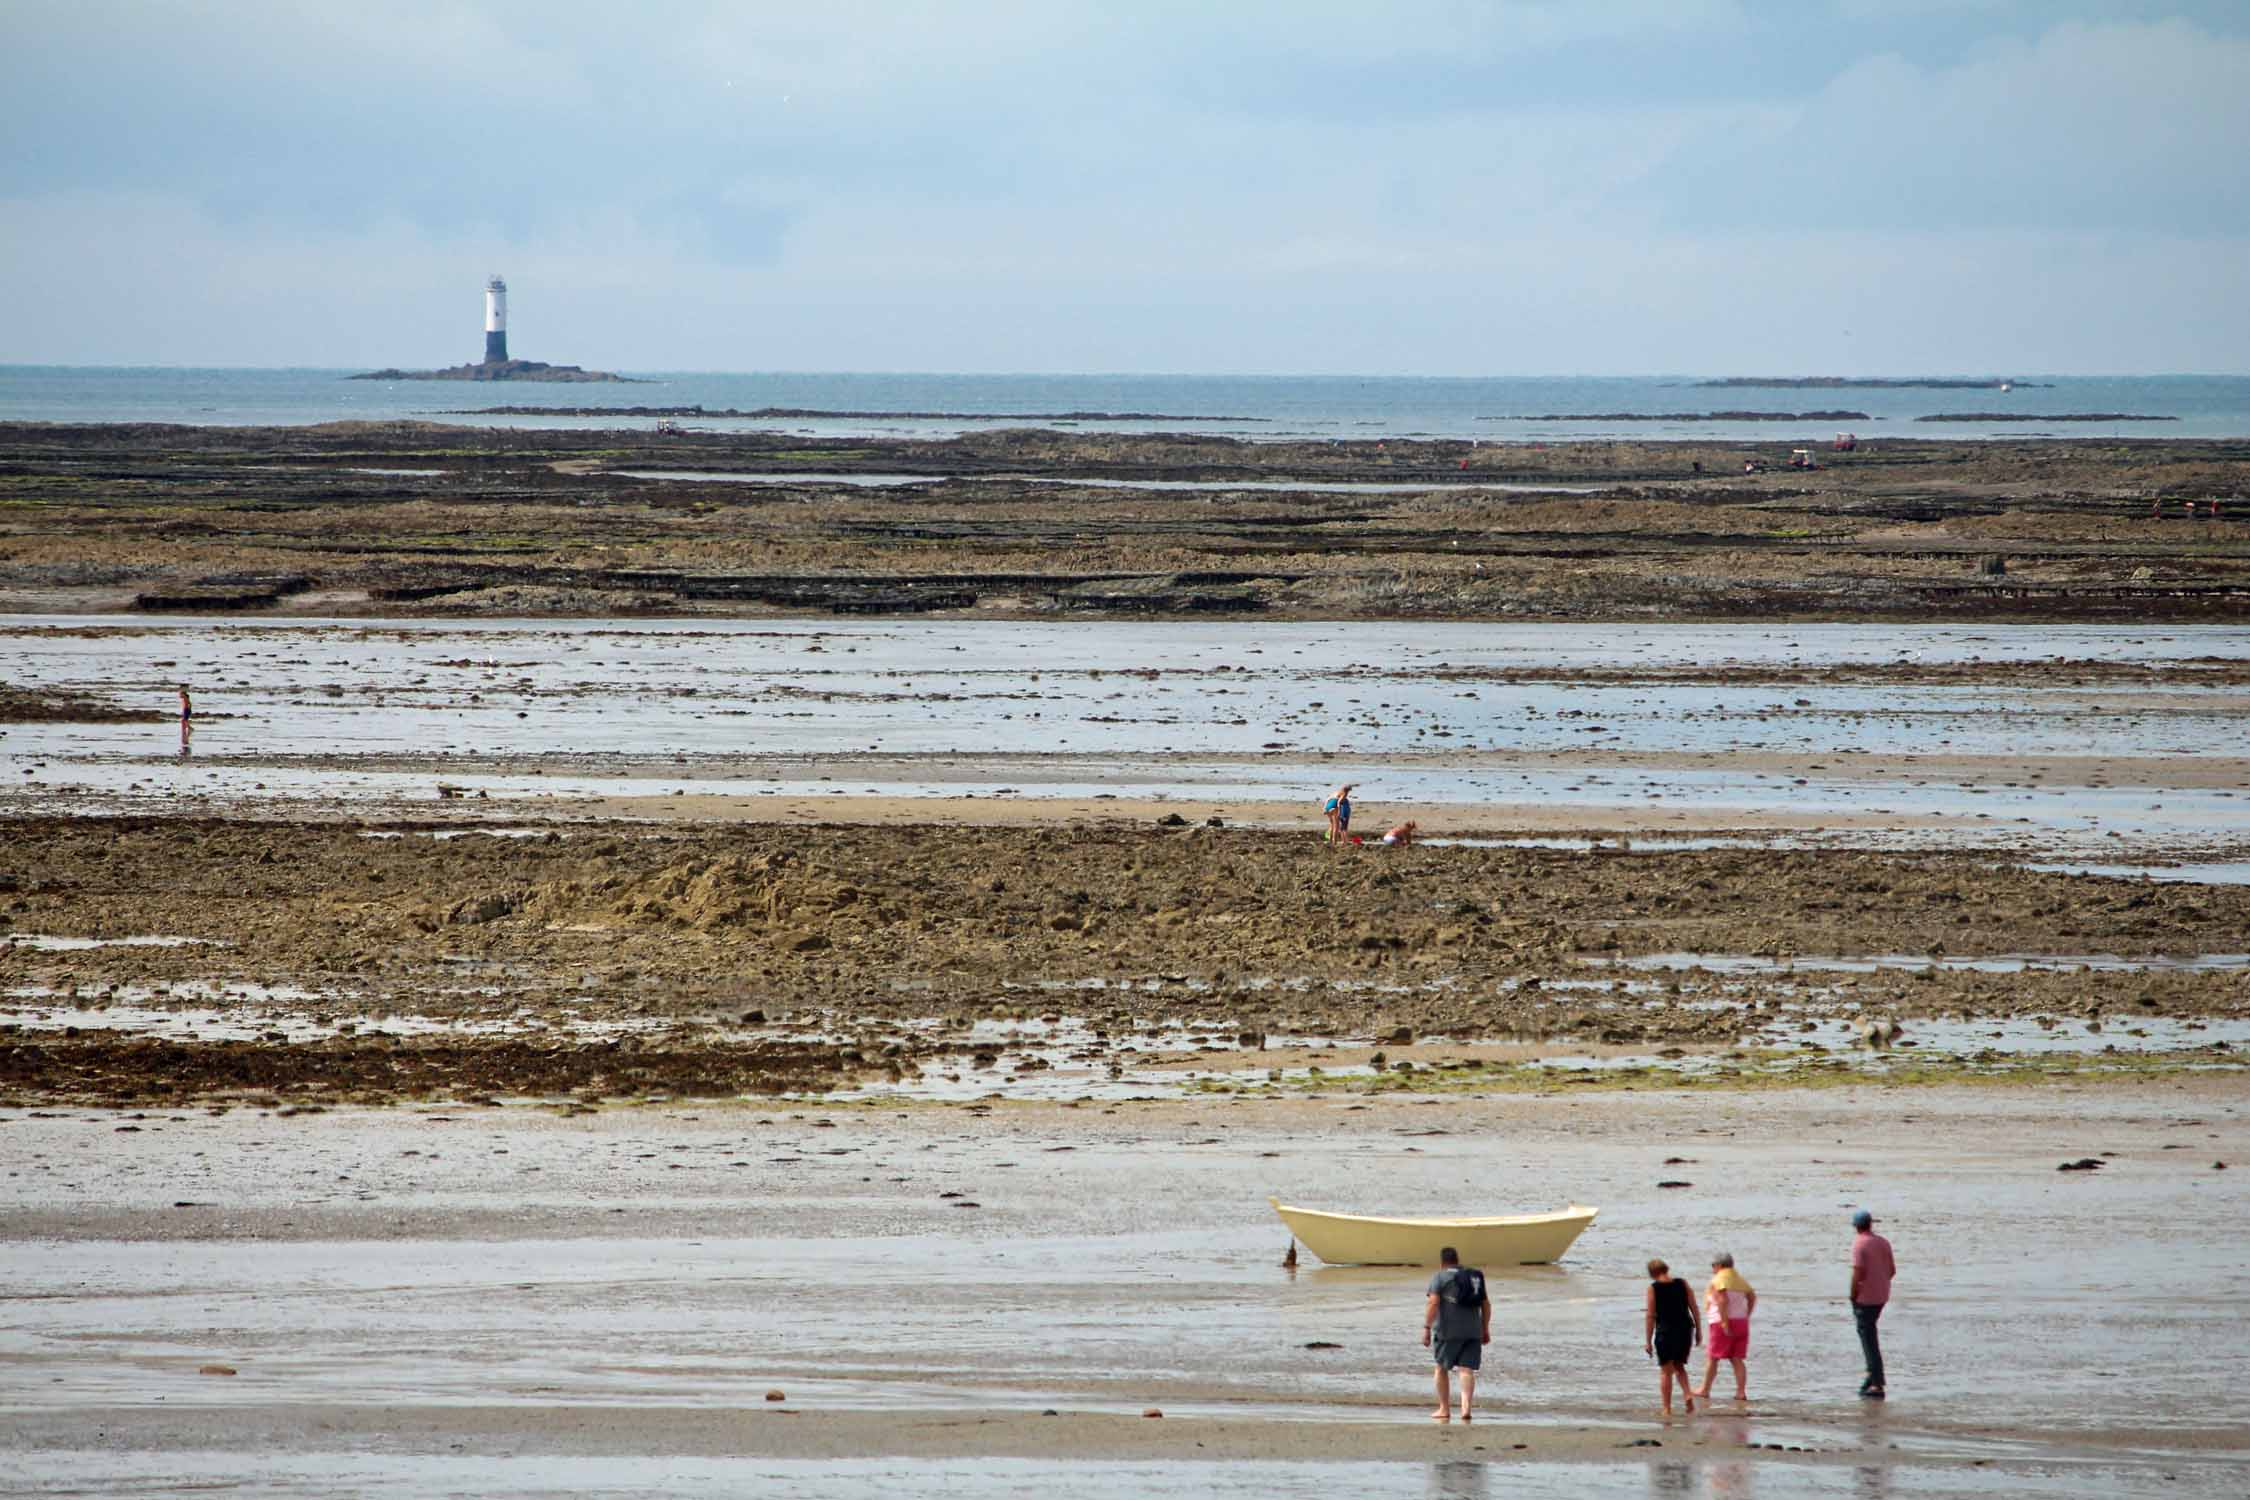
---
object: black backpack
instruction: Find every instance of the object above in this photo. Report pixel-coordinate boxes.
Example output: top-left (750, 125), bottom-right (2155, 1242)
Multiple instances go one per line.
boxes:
top-left (1452, 1266), bottom-right (1487, 1309)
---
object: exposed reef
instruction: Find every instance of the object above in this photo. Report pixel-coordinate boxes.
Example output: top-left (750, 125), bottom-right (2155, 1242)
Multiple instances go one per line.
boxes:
top-left (1697, 377), bottom-right (2051, 390)
top-left (351, 360), bottom-right (635, 383)
top-left (1917, 413), bottom-right (2178, 424)
top-left (1495, 410), bottom-right (1870, 422)
top-left (443, 405), bottom-right (1261, 421)
top-left (2, 422), bottom-right (2245, 624)
top-left (3, 817), bottom-right (2247, 1108)
top-left (0, 686), bottom-right (161, 723)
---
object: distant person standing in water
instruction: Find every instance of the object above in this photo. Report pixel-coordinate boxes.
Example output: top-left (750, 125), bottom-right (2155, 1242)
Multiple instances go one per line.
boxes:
top-left (1422, 1245), bottom-right (1489, 1422)
top-left (1323, 784), bottom-right (1354, 850)
top-left (177, 684), bottom-right (194, 748)
top-left (1849, 1209), bottom-right (1897, 1399)
top-left (1643, 1259), bottom-right (1700, 1416)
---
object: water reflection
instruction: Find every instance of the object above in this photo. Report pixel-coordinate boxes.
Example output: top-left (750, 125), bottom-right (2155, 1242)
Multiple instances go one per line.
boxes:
top-left (1427, 1459), bottom-right (1490, 1499)
top-left (11, 616), bottom-right (2249, 869)
top-left (1705, 1411), bottom-right (1755, 1499)
top-left (1644, 1457), bottom-right (1761, 1498)
top-left (1710, 1454), bottom-right (1755, 1499)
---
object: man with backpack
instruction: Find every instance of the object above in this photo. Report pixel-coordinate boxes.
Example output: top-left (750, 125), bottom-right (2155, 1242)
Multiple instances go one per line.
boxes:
top-left (1420, 1245), bottom-right (1490, 1422)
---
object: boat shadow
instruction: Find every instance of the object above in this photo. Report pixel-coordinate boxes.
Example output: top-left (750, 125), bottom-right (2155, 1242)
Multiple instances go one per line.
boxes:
top-left (1292, 1262), bottom-right (1579, 1288)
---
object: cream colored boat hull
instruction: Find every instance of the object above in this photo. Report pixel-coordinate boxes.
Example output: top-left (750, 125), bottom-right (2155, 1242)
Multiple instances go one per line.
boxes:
top-left (1270, 1198), bottom-right (1598, 1266)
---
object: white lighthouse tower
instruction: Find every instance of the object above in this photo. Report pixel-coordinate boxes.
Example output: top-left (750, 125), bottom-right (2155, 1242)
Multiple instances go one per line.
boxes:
top-left (483, 275), bottom-right (508, 364)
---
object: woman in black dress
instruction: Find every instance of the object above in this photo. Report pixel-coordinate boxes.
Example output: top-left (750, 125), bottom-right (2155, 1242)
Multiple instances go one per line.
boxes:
top-left (1643, 1258), bottom-right (1701, 1415)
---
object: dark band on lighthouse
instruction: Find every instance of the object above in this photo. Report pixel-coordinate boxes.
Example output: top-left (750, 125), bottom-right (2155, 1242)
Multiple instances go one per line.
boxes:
top-left (483, 275), bottom-right (509, 365)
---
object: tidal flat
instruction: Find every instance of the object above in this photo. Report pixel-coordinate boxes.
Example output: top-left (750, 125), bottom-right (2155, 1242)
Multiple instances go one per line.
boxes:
top-left (1, 422), bottom-right (2246, 621)
top-left (4, 426), bottom-right (2249, 1494)
top-left (4, 1088), bottom-right (2245, 1497)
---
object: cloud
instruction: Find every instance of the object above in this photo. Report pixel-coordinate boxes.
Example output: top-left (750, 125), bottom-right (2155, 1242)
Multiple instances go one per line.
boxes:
top-left (0, 3), bottom-right (2243, 370)
top-left (1661, 18), bottom-right (2250, 233)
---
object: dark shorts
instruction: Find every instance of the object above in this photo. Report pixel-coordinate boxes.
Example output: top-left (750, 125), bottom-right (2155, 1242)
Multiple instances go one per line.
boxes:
top-left (1433, 1337), bottom-right (1482, 1370)
top-left (1654, 1328), bottom-right (1693, 1365)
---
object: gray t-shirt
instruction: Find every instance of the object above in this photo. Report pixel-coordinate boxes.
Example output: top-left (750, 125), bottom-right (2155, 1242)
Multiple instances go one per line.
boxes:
top-left (1427, 1267), bottom-right (1484, 1340)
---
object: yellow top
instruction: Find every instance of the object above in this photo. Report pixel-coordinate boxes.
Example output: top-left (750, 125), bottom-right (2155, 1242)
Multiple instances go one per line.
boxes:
top-left (1711, 1266), bottom-right (1753, 1295)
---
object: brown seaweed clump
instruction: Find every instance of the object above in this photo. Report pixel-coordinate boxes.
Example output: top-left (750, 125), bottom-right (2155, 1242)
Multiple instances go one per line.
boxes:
top-left (0, 1033), bottom-right (867, 1108)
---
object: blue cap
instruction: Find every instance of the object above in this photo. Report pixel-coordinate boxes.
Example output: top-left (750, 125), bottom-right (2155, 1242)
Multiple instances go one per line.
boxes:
top-left (1851, 1209), bottom-right (1873, 1229)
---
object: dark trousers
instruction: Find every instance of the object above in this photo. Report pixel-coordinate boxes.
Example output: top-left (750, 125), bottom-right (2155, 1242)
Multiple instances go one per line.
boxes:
top-left (1853, 1301), bottom-right (1885, 1388)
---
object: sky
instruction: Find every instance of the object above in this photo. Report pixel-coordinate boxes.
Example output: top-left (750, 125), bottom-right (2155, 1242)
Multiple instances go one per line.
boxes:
top-left (4, 0), bottom-right (2247, 374)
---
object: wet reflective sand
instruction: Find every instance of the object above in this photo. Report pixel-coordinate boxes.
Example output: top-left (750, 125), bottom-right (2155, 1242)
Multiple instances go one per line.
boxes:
top-left (4, 1087), bottom-right (2245, 1495)
top-left (8, 617), bottom-right (2249, 871)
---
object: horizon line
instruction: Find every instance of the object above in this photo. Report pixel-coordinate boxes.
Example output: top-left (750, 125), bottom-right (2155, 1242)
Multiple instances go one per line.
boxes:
top-left (5, 364), bottom-right (2249, 380)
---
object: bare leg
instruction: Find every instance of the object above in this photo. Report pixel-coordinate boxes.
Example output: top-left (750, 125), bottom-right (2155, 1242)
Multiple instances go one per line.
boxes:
top-left (1431, 1364), bottom-right (1452, 1421)
top-left (1694, 1353), bottom-right (1716, 1399)
top-left (1458, 1368), bottom-right (1476, 1421)
top-left (1730, 1356), bottom-right (1747, 1400)
top-left (1658, 1363), bottom-right (1673, 1415)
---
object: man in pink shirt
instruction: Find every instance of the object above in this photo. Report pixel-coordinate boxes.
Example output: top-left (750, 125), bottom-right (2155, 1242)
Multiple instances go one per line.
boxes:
top-left (1849, 1208), bottom-right (1897, 1398)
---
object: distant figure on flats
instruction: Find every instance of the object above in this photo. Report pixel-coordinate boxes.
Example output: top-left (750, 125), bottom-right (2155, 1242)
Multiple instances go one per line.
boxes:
top-left (1695, 1251), bottom-right (1756, 1401)
top-left (1381, 819), bottom-right (1419, 848)
top-left (1849, 1209), bottom-right (1897, 1399)
top-left (1422, 1245), bottom-right (1490, 1423)
top-left (177, 684), bottom-right (194, 747)
top-left (1644, 1258), bottom-right (1701, 1415)
top-left (1323, 784), bottom-right (1354, 850)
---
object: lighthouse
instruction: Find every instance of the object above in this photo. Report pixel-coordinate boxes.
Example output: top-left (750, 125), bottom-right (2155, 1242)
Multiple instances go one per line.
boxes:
top-left (483, 275), bottom-right (508, 364)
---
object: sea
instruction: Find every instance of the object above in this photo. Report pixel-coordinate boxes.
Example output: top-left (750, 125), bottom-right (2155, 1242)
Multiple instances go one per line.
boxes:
top-left (3, 366), bottom-right (2248, 443)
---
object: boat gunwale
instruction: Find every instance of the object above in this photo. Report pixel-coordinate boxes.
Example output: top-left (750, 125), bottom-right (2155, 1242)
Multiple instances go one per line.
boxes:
top-left (1268, 1197), bottom-right (1598, 1231)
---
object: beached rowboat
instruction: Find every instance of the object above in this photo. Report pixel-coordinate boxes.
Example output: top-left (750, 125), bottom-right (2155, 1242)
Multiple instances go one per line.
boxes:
top-left (1270, 1198), bottom-right (1598, 1266)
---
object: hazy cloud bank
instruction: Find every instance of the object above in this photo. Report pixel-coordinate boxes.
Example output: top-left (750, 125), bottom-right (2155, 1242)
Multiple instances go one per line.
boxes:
top-left (4, 1), bottom-right (2243, 372)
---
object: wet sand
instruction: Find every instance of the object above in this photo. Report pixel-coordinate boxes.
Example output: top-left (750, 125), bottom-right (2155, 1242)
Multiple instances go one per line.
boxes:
top-left (5, 1086), bottom-right (2245, 1496)
top-left (9, 615), bottom-right (2250, 870)
top-left (572, 786), bottom-right (1974, 833)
